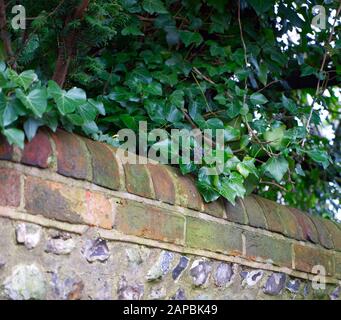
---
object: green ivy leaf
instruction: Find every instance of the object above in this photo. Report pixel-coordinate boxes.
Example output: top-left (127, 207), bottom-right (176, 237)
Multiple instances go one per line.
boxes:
top-left (247, 0), bottom-right (275, 14)
top-left (196, 180), bottom-right (220, 202)
top-left (48, 81), bottom-right (86, 115)
top-left (143, 82), bottom-right (163, 96)
top-left (250, 92), bottom-right (268, 105)
top-left (3, 128), bottom-right (25, 149)
top-left (264, 156), bottom-right (289, 183)
top-left (16, 88), bottom-right (47, 118)
top-left (9, 70), bottom-right (38, 91)
top-left (306, 150), bottom-right (330, 169)
top-left (23, 118), bottom-right (43, 141)
top-left (263, 125), bottom-right (285, 150)
top-left (142, 0), bottom-right (168, 14)
top-left (179, 31), bottom-right (203, 47)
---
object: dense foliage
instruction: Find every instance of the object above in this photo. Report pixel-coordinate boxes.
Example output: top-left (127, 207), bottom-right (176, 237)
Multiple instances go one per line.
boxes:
top-left (0, 0), bottom-right (340, 219)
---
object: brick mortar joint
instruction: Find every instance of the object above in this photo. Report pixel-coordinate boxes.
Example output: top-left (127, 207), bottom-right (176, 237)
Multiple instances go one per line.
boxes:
top-left (1, 159), bottom-right (340, 256)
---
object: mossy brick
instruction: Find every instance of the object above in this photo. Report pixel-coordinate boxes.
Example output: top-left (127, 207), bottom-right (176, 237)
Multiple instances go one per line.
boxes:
top-left (225, 197), bottom-right (248, 224)
top-left (255, 196), bottom-right (286, 235)
top-left (147, 164), bottom-right (176, 204)
top-left (243, 230), bottom-right (292, 268)
top-left (51, 129), bottom-right (90, 180)
top-left (115, 200), bottom-right (184, 244)
top-left (21, 130), bottom-right (52, 168)
top-left (289, 208), bottom-right (319, 244)
top-left (322, 219), bottom-right (341, 252)
top-left (186, 217), bottom-right (242, 255)
top-left (85, 138), bottom-right (121, 191)
top-left (169, 168), bottom-right (203, 212)
top-left (124, 163), bottom-right (155, 199)
top-left (310, 216), bottom-right (334, 250)
top-left (293, 244), bottom-right (334, 276)
top-left (24, 176), bottom-right (113, 229)
top-left (202, 198), bottom-right (225, 219)
top-left (0, 134), bottom-right (13, 160)
top-left (243, 195), bottom-right (267, 228)
top-left (0, 168), bottom-right (20, 207)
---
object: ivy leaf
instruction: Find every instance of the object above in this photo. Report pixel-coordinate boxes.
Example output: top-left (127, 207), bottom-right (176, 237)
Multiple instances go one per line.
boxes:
top-left (237, 158), bottom-right (259, 178)
top-left (179, 31), bottom-right (203, 47)
top-left (257, 63), bottom-right (268, 86)
top-left (264, 126), bottom-right (285, 150)
top-left (77, 102), bottom-right (98, 122)
top-left (295, 163), bottom-right (305, 176)
top-left (224, 126), bottom-right (240, 142)
top-left (227, 102), bottom-right (241, 118)
top-left (23, 118), bottom-right (43, 141)
top-left (48, 81), bottom-right (86, 115)
top-left (2, 102), bottom-right (18, 126)
top-left (16, 88), bottom-right (47, 118)
top-left (88, 99), bottom-right (105, 116)
top-left (9, 70), bottom-right (38, 90)
top-left (3, 128), bottom-right (25, 149)
top-left (250, 92), bottom-right (268, 105)
top-left (121, 24), bottom-right (144, 36)
top-left (219, 179), bottom-right (238, 205)
top-left (142, 0), bottom-right (168, 14)
top-left (220, 173), bottom-right (246, 205)
top-left (169, 90), bottom-right (184, 108)
top-left (282, 95), bottom-right (297, 114)
top-left (307, 150), bottom-right (330, 169)
top-left (144, 82), bottom-right (163, 96)
top-left (247, 0), bottom-right (275, 14)
top-left (264, 156), bottom-right (289, 183)
top-left (196, 180), bottom-right (220, 202)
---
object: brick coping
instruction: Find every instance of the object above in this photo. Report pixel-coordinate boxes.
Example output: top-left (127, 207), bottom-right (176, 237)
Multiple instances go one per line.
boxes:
top-left (1, 129), bottom-right (341, 281)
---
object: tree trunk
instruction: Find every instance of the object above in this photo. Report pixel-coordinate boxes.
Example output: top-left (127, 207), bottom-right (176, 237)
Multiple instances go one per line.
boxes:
top-left (52, 0), bottom-right (90, 87)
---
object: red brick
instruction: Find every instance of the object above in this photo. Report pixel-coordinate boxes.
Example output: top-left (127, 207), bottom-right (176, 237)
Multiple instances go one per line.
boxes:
top-left (225, 198), bottom-right (248, 224)
top-left (21, 130), bottom-right (52, 168)
top-left (124, 163), bottom-right (155, 199)
top-left (256, 197), bottom-right (304, 240)
top-left (51, 130), bottom-right (90, 180)
top-left (0, 134), bottom-right (13, 160)
top-left (255, 196), bottom-right (286, 235)
top-left (243, 195), bottom-right (267, 228)
top-left (203, 198), bottom-right (225, 219)
top-left (169, 168), bottom-right (203, 211)
top-left (310, 217), bottom-right (334, 250)
top-left (321, 219), bottom-right (341, 252)
top-left (115, 199), bottom-right (185, 244)
top-left (147, 164), bottom-right (175, 204)
top-left (0, 168), bottom-right (20, 207)
top-left (85, 191), bottom-right (114, 229)
top-left (293, 244), bottom-right (334, 276)
top-left (25, 176), bottom-right (86, 224)
top-left (24, 176), bottom-right (114, 229)
top-left (85, 138), bottom-right (120, 190)
top-left (289, 208), bottom-right (319, 244)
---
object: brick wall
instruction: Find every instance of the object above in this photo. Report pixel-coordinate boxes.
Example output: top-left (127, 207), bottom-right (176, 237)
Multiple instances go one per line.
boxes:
top-left (0, 129), bottom-right (340, 300)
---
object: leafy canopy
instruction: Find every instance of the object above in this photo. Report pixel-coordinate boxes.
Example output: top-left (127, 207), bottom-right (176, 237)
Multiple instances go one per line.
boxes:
top-left (0, 0), bottom-right (340, 219)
